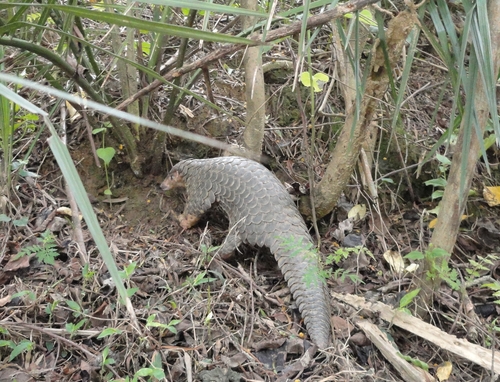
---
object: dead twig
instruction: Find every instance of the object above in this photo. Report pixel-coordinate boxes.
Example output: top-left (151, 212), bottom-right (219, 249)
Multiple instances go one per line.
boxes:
top-left (333, 292), bottom-right (500, 375)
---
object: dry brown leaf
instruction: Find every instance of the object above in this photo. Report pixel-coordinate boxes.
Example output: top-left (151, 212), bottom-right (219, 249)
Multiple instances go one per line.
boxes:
top-left (383, 250), bottom-right (405, 273)
top-left (0, 294), bottom-right (12, 307)
top-left (331, 316), bottom-right (354, 339)
top-left (4, 253), bottom-right (33, 271)
top-left (0, 368), bottom-right (33, 382)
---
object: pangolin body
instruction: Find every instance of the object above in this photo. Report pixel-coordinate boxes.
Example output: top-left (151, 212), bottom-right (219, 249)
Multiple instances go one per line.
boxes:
top-left (161, 156), bottom-right (331, 349)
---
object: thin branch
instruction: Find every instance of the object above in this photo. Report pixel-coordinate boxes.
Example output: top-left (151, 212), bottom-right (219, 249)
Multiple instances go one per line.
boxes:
top-left (116, 0), bottom-right (380, 111)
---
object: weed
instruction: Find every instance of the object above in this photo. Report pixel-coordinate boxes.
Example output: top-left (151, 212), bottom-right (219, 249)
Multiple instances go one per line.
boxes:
top-left (93, 123), bottom-right (116, 196)
top-left (199, 243), bottom-right (220, 265)
top-left (300, 71), bottom-right (329, 92)
top-left (101, 346), bottom-right (116, 367)
top-left (466, 254), bottom-right (498, 282)
top-left (407, 250), bottom-right (499, 291)
top-left (108, 352), bottom-right (165, 381)
top-left (45, 300), bottom-right (60, 322)
top-left (424, 153), bottom-right (451, 201)
top-left (182, 270), bottom-right (217, 290)
top-left (406, 248), bottom-right (459, 289)
top-left (145, 314), bottom-right (180, 335)
top-left (65, 299), bottom-right (83, 317)
top-left (398, 288), bottom-right (421, 314)
top-left (17, 229), bottom-right (59, 265)
top-left (117, 262), bottom-right (139, 300)
top-left (82, 263), bottom-right (96, 280)
top-left (0, 338), bottom-right (34, 361)
top-left (481, 281), bottom-right (500, 305)
top-left (66, 319), bottom-right (87, 338)
top-left (326, 246), bottom-right (372, 285)
top-left (98, 328), bottom-right (123, 339)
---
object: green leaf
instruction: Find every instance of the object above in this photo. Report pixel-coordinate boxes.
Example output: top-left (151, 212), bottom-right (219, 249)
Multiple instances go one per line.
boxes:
top-left (97, 147), bottom-right (116, 166)
top-left (135, 368), bottom-right (154, 377)
top-left (18, 169), bottom-right (40, 178)
top-left (0, 214), bottom-right (11, 223)
top-left (380, 178), bottom-right (394, 184)
top-left (98, 328), bottom-right (123, 339)
top-left (314, 72), bottom-right (329, 83)
top-left (435, 153), bottom-right (451, 165)
top-left (42, 5), bottom-right (257, 45)
top-left (399, 288), bottom-right (420, 309)
top-left (299, 72), bottom-right (329, 92)
top-left (345, 9), bottom-right (377, 26)
top-left (66, 319), bottom-right (86, 333)
top-left (484, 134), bottom-right (496, 151)
top-left (127, 287), bottom-right (139, 298)
top-left (134, 0), bottom-right (260, 17)
top-left (92, 127), bottom-right (107, 135)
top-left (65, 300), bottom-right (81, 312)
top-left (428, 247), bottom-right (449, 259)
top-left (300, 72), bottom-right (312, 87)
top-left (312, 73), bottom-right (329, 92)
top-left (38, 251), bottom-right (57, 265)
top-left (13, 216), bottom-right (29, 226)
top-left (424, 178), bottom-right (447, 188)
top-left (431, 190), bottom-right (444, 200)
top-left (399, 308), bottom-right (411, 315)
top-left (138, 41), bottom-right (151, 56)
top-left (102, 346), bottom-right (110, 359)
top-left (23, 113), bottom-right (39, 121)
top-left (12, 290), bottom-right (36, 301)
top-left (9, 340), bottom-right (33, 361)
top-left (404, 251), bottom-right (425, 261)
top-left (151, 368), bottom-right (166, 379)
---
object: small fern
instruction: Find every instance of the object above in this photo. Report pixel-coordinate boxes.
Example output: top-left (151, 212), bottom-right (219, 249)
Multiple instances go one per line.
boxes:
top-left (17, 230), bottom-right (59, 265)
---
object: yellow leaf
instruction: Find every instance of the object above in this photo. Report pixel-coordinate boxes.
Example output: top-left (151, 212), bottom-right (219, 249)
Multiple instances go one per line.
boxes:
top-left (483, 186), bottom-right (500, 207)
top-left (436, 361), bottom-right (452, 381)
top-left (344, 9), bottom-right (377, 27)
top-left (429, 215), bottom-right (468, 229)
top-left (300, 72), bottom-right (312, 87)
top-left (429, 218), bottom-right (438, 229)
top-left (314, 72), bottom-right (329, 83)
top-left (347, 204), bottom-right (367, 220)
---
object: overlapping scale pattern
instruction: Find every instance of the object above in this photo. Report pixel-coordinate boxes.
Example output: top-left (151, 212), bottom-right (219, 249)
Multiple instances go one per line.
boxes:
top-left (167, 157), bottom-right (331, 349)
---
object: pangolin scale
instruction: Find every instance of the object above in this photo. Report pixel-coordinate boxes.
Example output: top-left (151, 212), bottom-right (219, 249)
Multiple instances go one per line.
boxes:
top-left (161, 156), bottom-right (331, 349)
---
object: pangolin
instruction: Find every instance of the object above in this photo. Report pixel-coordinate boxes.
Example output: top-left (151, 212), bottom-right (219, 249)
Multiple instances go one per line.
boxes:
top-left (161, 156), bottom-right (331, 349)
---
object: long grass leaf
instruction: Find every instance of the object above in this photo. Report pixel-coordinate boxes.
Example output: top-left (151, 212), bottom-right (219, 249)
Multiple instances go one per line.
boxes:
top-left (0, 73), bottom-right (233, 152)
top-left (0, 4), bottom-right (254, 44)
top-left (0, 82), bottom-right (139, 323)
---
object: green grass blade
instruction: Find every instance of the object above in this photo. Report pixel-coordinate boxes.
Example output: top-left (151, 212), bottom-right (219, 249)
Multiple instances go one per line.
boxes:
top-left (0, 82), bottom-right (130, 310)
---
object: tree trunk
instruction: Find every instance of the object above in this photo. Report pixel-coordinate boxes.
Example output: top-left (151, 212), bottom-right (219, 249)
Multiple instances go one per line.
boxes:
top-left (300, 11), bottom-right (418, 219)
top-left (241, 0), bottom-right (266, 155)
top-left (419, 1), bottom-right (500, 300)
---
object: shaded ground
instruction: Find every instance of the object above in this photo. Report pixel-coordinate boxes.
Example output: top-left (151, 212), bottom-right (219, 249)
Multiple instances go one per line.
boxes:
top-left (1, 13), bottom-right (500, 382)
